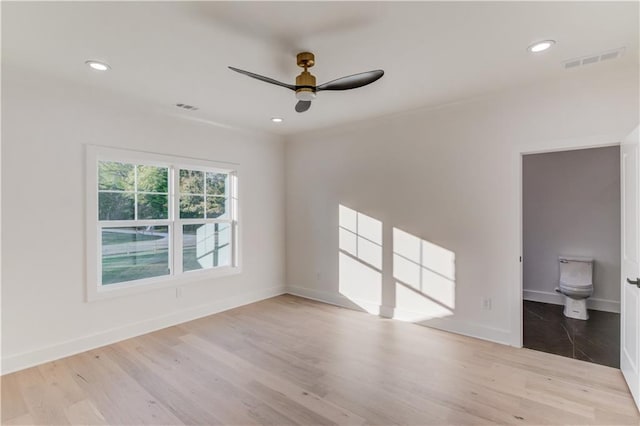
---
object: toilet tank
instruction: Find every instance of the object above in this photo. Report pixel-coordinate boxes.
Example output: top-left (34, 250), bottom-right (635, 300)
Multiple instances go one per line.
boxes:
top-left (559, 256), bottom-right (593, 287)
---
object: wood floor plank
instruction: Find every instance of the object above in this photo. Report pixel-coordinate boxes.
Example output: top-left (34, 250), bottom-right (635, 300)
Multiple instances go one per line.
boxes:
top-left (104, 340), bottom-right (224, 425)
top-left (1, 294), bottom-right (638, 425)
top-left (63, 399), bottom-right (107, 425)
top-left (63, 349), bottom-right (183, 425)
top-left (116, 333), bottom-right (295, 426)
top-left (216, 303), bottom-right (550, 423)
top-left (179, 333), bottom-right (366, 425)
top-left (0, 372), bottom-right (29, 422)
top-left (13, 366), bottom-right (71, 425)
top-left (2, 413), bottom-right (35, 425)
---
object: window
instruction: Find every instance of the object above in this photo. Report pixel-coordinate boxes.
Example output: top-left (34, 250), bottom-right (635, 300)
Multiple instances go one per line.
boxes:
top-left (86, 146), bottom-right (239, 301)
top-left (178, 169), bottom-right (233, 272)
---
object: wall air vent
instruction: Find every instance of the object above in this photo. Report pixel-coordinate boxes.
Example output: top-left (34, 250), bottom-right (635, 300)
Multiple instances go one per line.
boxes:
top-left (175, 103), bottom-right (199, 111)
top-left (562, 47), bottom-right (625, 70)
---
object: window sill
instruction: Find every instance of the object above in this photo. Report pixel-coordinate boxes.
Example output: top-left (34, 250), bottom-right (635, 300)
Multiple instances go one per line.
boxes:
top-left (86, 266), bottom-right (242, 302)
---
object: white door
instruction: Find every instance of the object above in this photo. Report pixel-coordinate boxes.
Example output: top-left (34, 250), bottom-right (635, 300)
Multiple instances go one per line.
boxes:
top-left (621, 125), bottom-right (640, 408)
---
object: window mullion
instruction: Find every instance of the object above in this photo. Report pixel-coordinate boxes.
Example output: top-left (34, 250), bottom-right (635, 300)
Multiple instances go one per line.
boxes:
top-left (176, 218), bottom-right (232, 225)
top-left (134, 165), bottom-right (138, 220)
top-left (231, 171), bottom-right (238, 268)
top-left (173, 166), bottom-right (183, 275)
top-left (204, 170), bottom-right (208, 220)
top-left (99, 219), bottom-right (170, 227)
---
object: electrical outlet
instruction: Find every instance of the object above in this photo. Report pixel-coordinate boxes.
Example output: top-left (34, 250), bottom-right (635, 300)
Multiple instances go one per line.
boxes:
top-left (176, 287), bottom-right (183, 298)
top-left (482, 297), bottom-right (492, 311)
top-left (316, 272), bottom-right (321, 281)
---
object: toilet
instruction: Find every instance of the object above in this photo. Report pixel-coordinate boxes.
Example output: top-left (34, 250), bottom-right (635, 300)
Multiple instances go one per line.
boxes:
top-left (556, 256), bottom-right (594, 320)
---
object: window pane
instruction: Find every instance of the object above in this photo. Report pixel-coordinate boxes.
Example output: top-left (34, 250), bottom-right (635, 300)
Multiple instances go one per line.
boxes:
top-left (206, 172), bottom-right (227, 196)
top-left (101, 226), bottom-right (169, 285)
top-left (206, 196), bottom-right (228, 219)
top-left (99, 192), bottom-right (134, 220)
top-left (180, 169), bottom-right (204, 194)
top-left (183, 223), bottom-right (231, 272)
top-left (180, 195), bottom-right (205, 218)
top-left (137, 165), bottom-right (168, 193)
top-left (98, 161), bottom-right (134, 191)
top-left (138, 194), bottom-right (168, 220)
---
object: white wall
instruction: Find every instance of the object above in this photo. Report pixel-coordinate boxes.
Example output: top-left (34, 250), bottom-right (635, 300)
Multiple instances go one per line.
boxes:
top-left (2, 61), bottom-right (637, 375)
top-left (523, 146), bottom-right (621, 312)
top-left (1, 65), bottom-right (286, 373)
top-left (285, 64), bottom-right (638, 346)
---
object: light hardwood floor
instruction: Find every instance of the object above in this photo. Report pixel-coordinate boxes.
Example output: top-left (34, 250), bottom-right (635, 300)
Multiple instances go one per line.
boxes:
top-left (2, 294), bottom-right (638, 425)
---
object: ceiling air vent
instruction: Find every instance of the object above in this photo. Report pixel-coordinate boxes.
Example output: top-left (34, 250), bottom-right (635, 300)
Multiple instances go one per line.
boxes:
top-left (175, 103), bottom-right (199, 111)
top-left (563, 47), bottom-right (625, 69)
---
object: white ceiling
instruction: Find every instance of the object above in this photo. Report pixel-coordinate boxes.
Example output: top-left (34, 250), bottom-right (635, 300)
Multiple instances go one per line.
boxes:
top-left (3, 1), bottom-right (638, 135)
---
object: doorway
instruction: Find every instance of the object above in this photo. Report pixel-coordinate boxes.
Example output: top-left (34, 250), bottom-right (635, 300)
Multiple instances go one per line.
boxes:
top-left (521, 145), bottom-right (621, 367)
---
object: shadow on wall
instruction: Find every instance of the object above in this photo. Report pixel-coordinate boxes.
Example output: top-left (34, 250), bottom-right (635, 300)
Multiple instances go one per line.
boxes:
top-left (338, 204), bottom-right (456, 322)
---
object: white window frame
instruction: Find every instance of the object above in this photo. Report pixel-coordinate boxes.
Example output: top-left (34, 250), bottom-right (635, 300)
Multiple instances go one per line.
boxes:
top-left (86, 145), bottom-right (241, 302)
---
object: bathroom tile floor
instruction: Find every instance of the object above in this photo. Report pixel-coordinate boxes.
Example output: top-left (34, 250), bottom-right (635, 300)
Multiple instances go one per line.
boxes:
top-left (523, 300), bottom-right (620, 368)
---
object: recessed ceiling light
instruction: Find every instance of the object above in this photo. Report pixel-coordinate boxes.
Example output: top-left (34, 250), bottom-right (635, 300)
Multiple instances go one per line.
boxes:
top-left (271, 117), bottom-right (283, 123)
top-left (528, 40), bottom-right (556, 53)
top-left (85, 60), bottom-right (110, 71)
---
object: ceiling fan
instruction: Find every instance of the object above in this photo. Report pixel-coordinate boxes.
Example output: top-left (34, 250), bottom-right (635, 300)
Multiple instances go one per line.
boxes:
top-left (229, 52), bottom-right (384, 113)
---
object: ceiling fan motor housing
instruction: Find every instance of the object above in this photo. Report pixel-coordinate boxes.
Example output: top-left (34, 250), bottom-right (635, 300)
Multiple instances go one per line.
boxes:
top-left (296, 71), bottom-right (316, 101)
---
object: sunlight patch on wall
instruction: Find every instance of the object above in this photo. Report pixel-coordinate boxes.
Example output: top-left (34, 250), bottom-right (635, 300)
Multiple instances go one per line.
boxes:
top-left (393, 227), bottom-right (455, 321)
top-left (338, 205), bottom-right (382, 313)
top-left (195, 223), bottom-right (231, 268)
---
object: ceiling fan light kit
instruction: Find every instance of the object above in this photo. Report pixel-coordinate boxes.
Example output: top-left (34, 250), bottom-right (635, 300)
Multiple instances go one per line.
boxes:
top-left (229, 51), bottom-right (384, 113)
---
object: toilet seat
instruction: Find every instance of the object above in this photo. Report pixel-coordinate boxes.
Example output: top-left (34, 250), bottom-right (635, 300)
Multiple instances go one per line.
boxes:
top-left (559, 283), bottom-right (593, 291)
top-left (559, 282), bottom-right (592, 297)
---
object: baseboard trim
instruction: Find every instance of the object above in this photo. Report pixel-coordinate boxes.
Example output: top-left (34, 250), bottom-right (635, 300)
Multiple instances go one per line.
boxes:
top-left (399, 310), bottom-right (512, 345)
top-left (285, 285), bottom-right (382, 314)
top-left (1, 285), bottom-right (286, 375)
top-left (286, 286), bottom-right (512, 346)
top-left (523, 289), bottom-right (620, 313)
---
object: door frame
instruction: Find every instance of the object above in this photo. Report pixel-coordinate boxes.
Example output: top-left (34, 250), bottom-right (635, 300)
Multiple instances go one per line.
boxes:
top-left (514, 136), bottom-right (622, 348)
